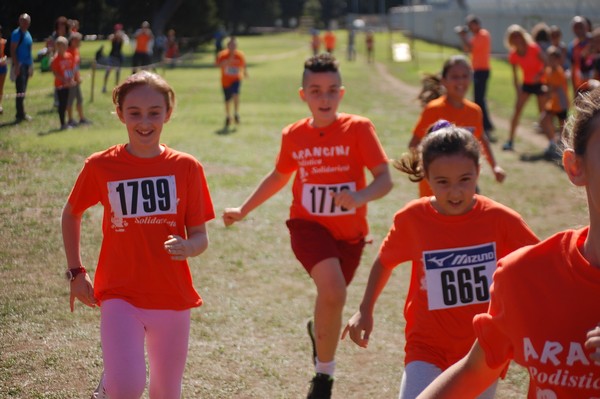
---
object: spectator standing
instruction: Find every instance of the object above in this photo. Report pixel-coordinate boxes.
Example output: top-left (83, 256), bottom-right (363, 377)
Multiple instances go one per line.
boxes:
top-left (0, 25), bottom-right (7, 114)
top-left (540, 46), bottom-right (569, 160)
top-left (568, 16), bottom-right (592, 95)
top-left (549, 25), bottom-right (569, 72)
top-left (457, 14), bottom-right (495, 141)
top-left (502, 24), bottom-right (548, 151)
top-left (347, 29), bottom-right (356, 61)
top-left (103, 23), bottom-right (127, 93)
top-left (164, 29), bottom-right (179, 68)
top-left (366, 30), bottom-right (375, 63)
top-left (50, 36), bottom-right (74, 130)
top-left (10, 13), bottom-right (33, 123)
top-left (66, 32), bottom-right (91, 127)
top-left (324, 29), bottom-right (336, 54)
top-left (214, 27), bottom-right (225, 61)
top-left (531, 22), bottom-right (552, 53)
top-left (310, 29), bottom-right (321, 56)
top-left (132, 21), bottom-right (154, 73)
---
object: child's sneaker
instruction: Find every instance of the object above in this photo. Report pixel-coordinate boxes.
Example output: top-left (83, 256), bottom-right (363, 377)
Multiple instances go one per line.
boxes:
top-left (307, 373), bottom-right (333, 399)
top-left (306, 319), bottom-right (317, 366)
top-left (90, 372), bottom-right (108, 399)
top-left (79, 118), bottom-right (92, 125)
top-left (60, 123), bottom-right (73, 130)
top-left (502, 140), bottom-right (513, 151)
top-left (68, 119), bottom-right (78, 128)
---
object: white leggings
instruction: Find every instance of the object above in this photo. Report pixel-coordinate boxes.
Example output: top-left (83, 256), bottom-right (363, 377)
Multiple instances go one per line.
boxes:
top-left (398, 360), bottom-right (498, 399)
top-left (100, 299), bottom-right (191, 399)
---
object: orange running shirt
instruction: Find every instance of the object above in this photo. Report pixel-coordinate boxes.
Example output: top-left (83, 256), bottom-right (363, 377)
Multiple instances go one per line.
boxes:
top-left (216, 49), bottom-right (246, 88)
top-left (68, 47), bottom-right (80, 81)
top-left (67, 144), bottom-right (215, 310)
top-left (474, 227), bottom-right (600, 398)
top-left (275, 113), bottom-right (388, 242)
top-left (509, 43), bottom-right (545, 85)
top-left (50, 52), bottom-right (74, 88)
top-left (470, 28), bottom-right (491, 71)
top-left (378, 195), bottom-right (539, 369)
top-left (135, 31), bottom-right (151, 53)
top-left (545, 66), bottom-right (569, 113)
top-left (412, 95), bottom-right (484, 197)
top-left (323, 31), bottom-right (336, 51)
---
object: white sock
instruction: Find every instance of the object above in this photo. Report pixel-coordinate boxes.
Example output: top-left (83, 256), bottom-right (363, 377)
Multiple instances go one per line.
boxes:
top-left (315, 359), bottom-right (336, 377)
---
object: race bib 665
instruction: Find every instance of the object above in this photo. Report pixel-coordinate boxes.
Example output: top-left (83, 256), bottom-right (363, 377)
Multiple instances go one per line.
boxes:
top-left (424, 242), bottom-right (496, 310)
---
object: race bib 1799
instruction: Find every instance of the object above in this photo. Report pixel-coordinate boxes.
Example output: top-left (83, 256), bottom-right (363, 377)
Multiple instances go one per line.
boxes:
top-left (107, 175), bottom-right (177, 218)
top-left (424, 242), bottom-right (496, 310)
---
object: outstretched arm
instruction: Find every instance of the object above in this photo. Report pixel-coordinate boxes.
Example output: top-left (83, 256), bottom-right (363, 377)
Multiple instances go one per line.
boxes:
top-left (223, 168), bottom-right (293, 226)
top-left (479, 136), bottom-right (506, 183)
top-left (342, 257), bottom-right (393, 347)
top-left (417, 341), bottom-right (507, 398)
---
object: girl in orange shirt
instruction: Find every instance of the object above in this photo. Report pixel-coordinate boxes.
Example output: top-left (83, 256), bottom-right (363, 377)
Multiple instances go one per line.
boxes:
top-left (63, 71), bottom-right (214, 398)
top-left (503, 24), bottom-right (548, 151)
top-left (418, 86), bottom-right (600, 399)
top-left (344, 123), bottom-right (538, 399)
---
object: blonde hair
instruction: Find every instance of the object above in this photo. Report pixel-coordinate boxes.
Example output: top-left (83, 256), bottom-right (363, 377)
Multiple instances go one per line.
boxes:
top-left (504, 24), bottom-right (534, 51)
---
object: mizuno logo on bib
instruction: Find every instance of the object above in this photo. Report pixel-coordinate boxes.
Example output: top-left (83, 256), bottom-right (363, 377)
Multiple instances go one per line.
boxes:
top-left (423, 242), bottom-right (496, 310)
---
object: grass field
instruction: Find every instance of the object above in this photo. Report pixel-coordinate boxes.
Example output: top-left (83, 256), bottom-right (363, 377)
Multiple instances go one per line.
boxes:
top-left (0, 31), bottom-right (589, 398)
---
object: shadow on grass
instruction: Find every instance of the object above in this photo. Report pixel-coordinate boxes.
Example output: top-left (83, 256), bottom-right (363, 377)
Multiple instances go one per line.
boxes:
top-left (216, 126), bottom-right (237, 135)
top-left (37, 126), bottom-right (71, 136)
top-left (0, 120), bottom-right (20, 128)
top-left (519, 151), bottom-right (563, 169)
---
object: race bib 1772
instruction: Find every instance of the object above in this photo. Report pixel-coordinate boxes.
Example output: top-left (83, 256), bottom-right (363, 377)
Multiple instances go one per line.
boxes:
top-left (301, 182), bottom-right (356, 216)
top-left (107, 176), bottom-right (177, 218)
top-left (424, 242), bottom-right (496, 310)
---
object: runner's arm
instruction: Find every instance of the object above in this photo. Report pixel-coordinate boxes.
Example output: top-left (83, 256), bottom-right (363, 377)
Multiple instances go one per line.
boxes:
top-left (223, 168), bottom-right (293, 226)
top-left (417, 340), bottom-right (507, 398)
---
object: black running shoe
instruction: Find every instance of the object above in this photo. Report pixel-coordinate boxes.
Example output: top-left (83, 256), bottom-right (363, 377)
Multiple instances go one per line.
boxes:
top-left (307, 319), bottom-right (317, 366)
top-left (307, 373), bottom-right (333, 399)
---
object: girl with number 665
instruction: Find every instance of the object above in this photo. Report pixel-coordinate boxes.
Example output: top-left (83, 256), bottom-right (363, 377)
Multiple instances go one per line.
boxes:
top-left (343, 122), bottom-right (539, 399)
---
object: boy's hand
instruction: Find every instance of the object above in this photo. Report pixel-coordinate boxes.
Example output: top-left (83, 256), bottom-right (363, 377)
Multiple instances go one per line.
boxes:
top-left (222, 207), bottom-right (244, 227)
top-left (69, 273), bottom-right (96, 312)
top-left (331, 189), bottom-right (364, 210)
top-left (585, 324), bottom-right (600, 363)
top-left (341, 310), bottom-right (372, 348)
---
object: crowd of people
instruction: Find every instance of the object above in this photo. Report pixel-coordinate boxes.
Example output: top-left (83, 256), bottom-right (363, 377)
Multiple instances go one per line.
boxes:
top-left (2, 9), bottom-right (600, 399)
top-left (0, 14), bottom-right (184, 129)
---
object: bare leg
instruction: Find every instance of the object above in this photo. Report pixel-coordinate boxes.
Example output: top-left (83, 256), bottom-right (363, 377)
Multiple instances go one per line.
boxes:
top-left (310, 257), bottom-right (347, 364)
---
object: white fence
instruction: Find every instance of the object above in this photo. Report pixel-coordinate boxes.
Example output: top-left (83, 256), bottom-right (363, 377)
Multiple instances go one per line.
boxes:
top-left (388, 0), bottom-right (600, 57)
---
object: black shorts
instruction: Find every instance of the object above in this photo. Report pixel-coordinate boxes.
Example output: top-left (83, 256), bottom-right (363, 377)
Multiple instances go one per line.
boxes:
top-left (522, 83), bottom-right (545, 96)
